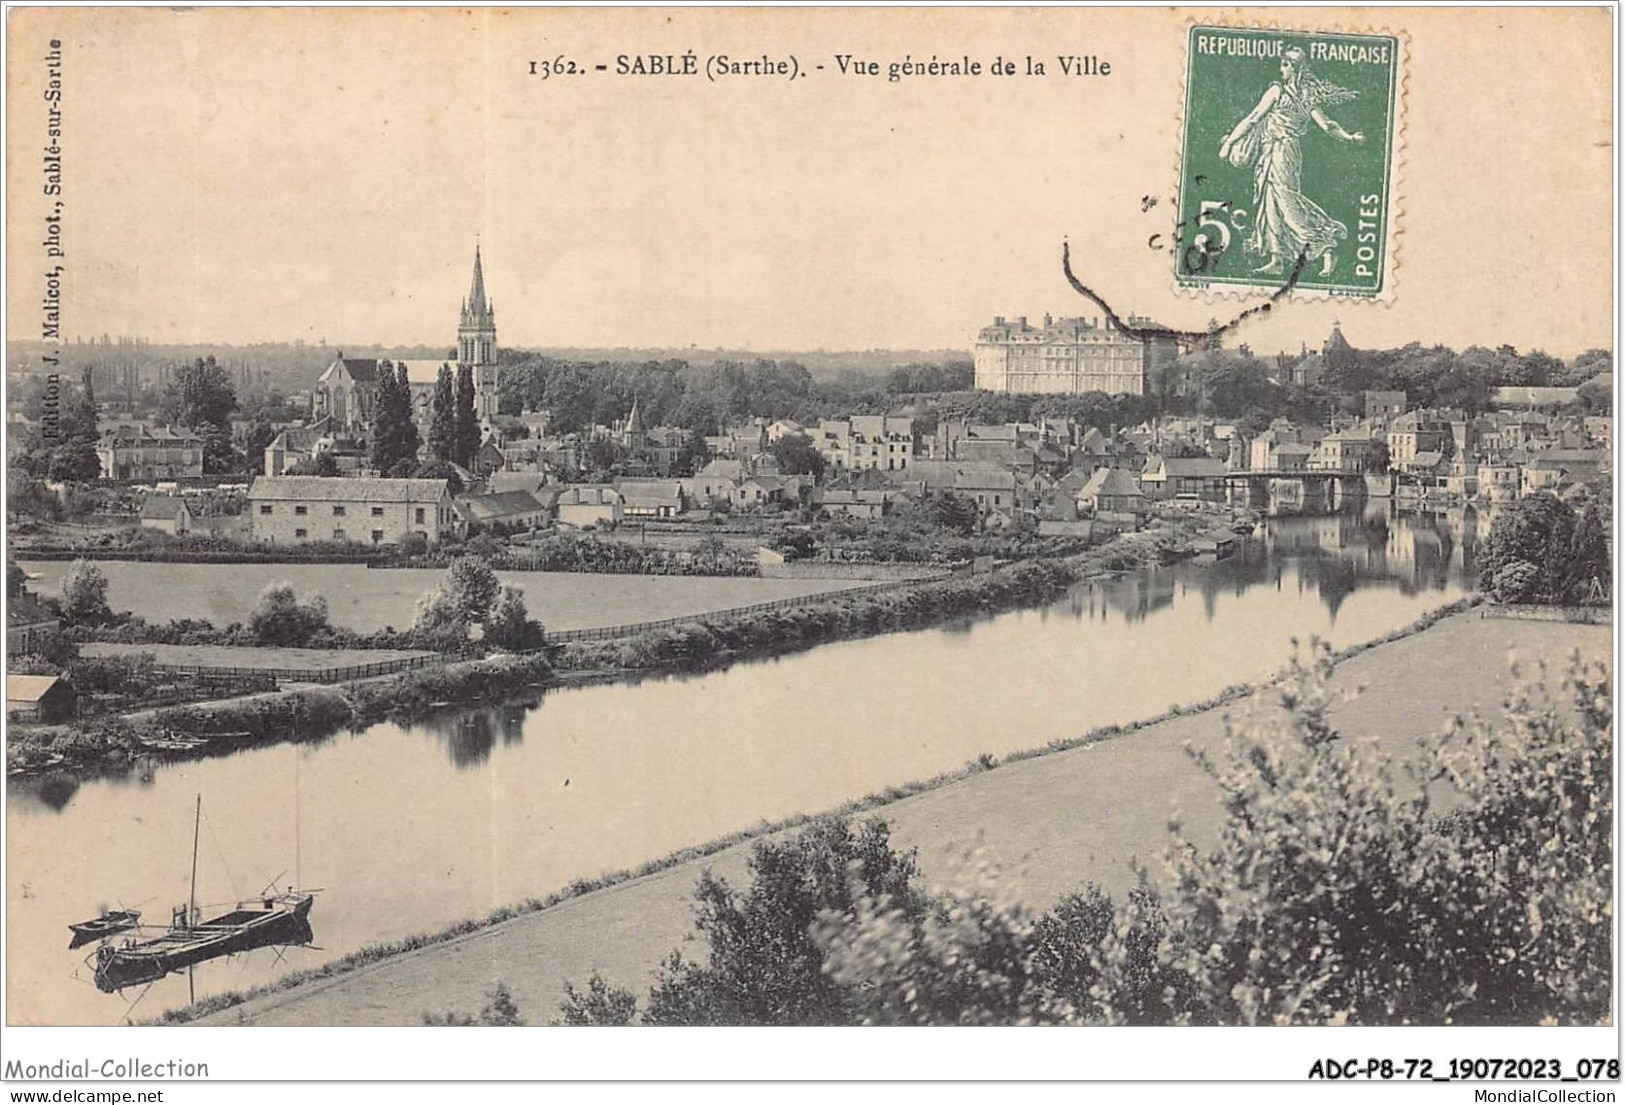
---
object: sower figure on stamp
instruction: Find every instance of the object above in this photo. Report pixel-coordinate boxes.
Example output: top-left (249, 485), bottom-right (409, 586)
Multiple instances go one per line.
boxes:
top-left (1218, 45), bottom-right (1364, 277)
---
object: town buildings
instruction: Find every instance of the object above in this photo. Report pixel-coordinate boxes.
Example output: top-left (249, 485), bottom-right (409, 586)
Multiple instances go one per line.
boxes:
top-left (247, 476), bottom-right (457, 545)
top-left (974, 313), bottom-right (1179, 395)
top-left (811, 416), bottom-right (916, 471)
top-left (96, 425), bottom-right (204, 480)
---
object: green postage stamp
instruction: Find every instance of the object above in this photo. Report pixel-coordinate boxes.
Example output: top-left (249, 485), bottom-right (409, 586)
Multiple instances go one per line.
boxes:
top-left (1175, 24), bottom-right (1402, 299)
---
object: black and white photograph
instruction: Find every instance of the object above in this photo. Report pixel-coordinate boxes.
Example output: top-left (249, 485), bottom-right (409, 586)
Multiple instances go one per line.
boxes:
top-left (0, 3), bottom-right (1617, 1095)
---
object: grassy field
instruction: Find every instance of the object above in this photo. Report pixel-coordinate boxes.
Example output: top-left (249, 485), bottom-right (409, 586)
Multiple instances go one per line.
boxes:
top-left (19, 560), bottom-right (874, 633)
top-left (81, 641), bottom-right (439, 673)
top-left (187, 611), bottom-right (1611, 1026)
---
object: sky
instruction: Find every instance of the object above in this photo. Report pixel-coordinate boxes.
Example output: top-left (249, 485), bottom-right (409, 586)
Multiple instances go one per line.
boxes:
top-left (5, 7), bottom-right (1615, 358)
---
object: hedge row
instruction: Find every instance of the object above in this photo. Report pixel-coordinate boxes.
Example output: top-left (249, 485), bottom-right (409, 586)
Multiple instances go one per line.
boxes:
top-left (5, 652), bottom-right (554, 777)
top-left (557, 548), bottom-right (1141, 672)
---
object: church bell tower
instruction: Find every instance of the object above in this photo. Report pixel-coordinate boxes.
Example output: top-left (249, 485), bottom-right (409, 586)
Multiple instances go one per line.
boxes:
top-left (458, 243), bottom-right (499, 418)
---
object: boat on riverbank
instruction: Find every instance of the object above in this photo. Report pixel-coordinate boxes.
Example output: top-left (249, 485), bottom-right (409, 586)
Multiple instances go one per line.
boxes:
top-left (68, 909), bottom-right (141, 949)
top-left (88, 795), bottom-right (318, 993)
top-left (93, 893), bottom-right (315, 992)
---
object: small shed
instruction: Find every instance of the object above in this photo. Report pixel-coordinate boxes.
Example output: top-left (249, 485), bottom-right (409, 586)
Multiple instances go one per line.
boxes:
top-left (139, 494), bottom-right (194, 535)
top-left (7, 674), bottom-right (76, 723)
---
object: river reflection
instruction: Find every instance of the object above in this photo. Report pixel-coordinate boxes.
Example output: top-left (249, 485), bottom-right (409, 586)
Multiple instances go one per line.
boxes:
top-left (6, 506), bottom-right (1480, 1024)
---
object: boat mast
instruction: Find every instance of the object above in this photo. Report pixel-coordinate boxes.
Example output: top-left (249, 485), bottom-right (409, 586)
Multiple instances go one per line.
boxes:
top-left (188, 794), bottom-right (201, 930)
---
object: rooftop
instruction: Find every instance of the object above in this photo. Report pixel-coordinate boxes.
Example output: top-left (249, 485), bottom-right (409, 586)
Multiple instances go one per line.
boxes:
top-left (248, 476), bottom-right (449, 502)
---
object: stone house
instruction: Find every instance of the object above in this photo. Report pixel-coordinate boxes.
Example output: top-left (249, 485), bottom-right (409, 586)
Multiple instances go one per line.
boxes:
top-left (96, 425), bottom-right (204, 480)
top-left (1078, 467), bottom-right (1145, 515)
top-left (1139, 455), bottom-right (1227, 500)
top-left (545, 484), bottom-right (623, 528)
top-left (248, 476), bottom-right (456, 545)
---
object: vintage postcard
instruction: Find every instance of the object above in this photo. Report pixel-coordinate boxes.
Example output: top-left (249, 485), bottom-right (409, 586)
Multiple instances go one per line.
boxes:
top-left (1, 4), bottom-right (1615, 1092)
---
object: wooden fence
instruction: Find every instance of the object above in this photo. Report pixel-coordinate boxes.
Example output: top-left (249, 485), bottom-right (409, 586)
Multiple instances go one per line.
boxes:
top-left (545, 572), bottom-right (951, 643)
top-left (76, 676), bottom-right (279, 718)
top-left (138, 652), bottom-right (447, 685)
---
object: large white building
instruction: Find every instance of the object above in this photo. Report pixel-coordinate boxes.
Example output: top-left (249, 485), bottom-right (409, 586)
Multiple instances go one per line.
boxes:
top-left (973, 314), bottom-right (1179, 396)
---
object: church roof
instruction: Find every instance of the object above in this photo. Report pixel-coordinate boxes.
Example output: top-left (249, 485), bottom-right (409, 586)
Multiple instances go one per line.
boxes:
top-left (323, 357), bottom-right (381, 383)
top-left (398, 359), bottom-right (453, 387)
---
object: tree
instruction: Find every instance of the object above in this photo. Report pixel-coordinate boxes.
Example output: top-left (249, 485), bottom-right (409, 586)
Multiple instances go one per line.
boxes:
top-left (897, 491), bottom-right (977, 536)
top-left (414, 555), bottom-right (502, 645)
top-left (59, 367), bottom-right (99, 443)
top-left (200, 425), bottom-right (242, 475)
top-left (249, 582), bottom-right (331, 646)
top-left (287, 452), bottom-right (339, 477)
top-left (442, 555), bottom-right (500, 622)
top-left (1366, 440), bottom-right (1391, 474)
top-left (453, 362), bottom-right (480, 468)
top-left (673, 430), bottom-right (710, 477)
top-left (484, 586), bottom-right (546, 651)
top-left (159, 356), bottom-right (240, 474)
top-left (429, 363), bottom-right (457, 462)
top-left (369, 361), bottom-right (421, 473)
top-left (1577, 373), bottom-right (1612, 414)
top-left (370, 361), bottom-right (401, 471)
top-left (413, 459), bottom-right (464, 496)
top-left (1127, 644), bottom-right (1611, 1026)
top-left (160, 356), bottom-right (237, 432)
top-left (59, 559), bottom-right (112, 625)
top-left (245, 421), bottom-right (280, 475)
top-left (47, 438), bottom-right (103, 482)
top-left (583, 437), bottom-right (626, 475)
top-left (768, 433), bottom-right (827, 477)
top-left (1478, 492), bottom-right (1605, 605)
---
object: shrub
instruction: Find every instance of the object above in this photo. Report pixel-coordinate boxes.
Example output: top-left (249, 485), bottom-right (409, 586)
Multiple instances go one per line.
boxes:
top-left (248, 582), bottom-right (332, 647)
top-left (565, 644), bottom-right (1613, 1026)
top-left (59, 559), bottom-right (113, 625)
top-left (1489, 560), bottom-right (1541, 604)
top-left (484, 586), bottom-right (545, 652)
top-left (562, 818), bottom-right (926, 1026)
top-left (556, 975), bottom-right (639, 1026)
top-left (422, 982), bottom-right (525, 1026)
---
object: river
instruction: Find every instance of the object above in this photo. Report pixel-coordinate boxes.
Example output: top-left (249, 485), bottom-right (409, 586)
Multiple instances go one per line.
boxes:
top-left (5, 504), bottom-right (1483, 1025)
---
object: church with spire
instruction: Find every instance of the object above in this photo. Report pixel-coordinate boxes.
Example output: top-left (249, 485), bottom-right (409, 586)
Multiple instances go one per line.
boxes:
top-left (457, 243), bottom-right (499, 418)
top-left (314, 243), bottom-right (503, 444)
